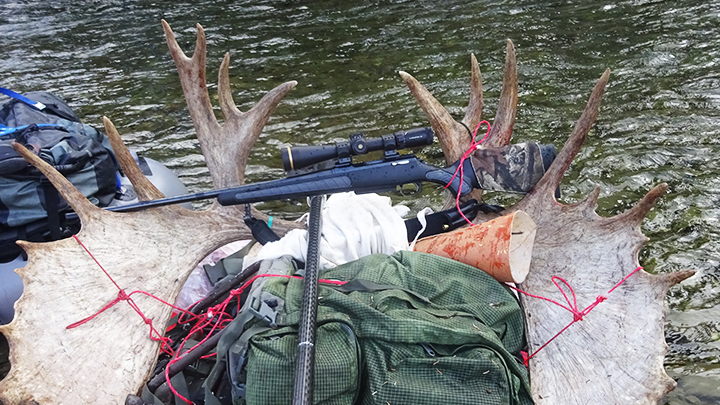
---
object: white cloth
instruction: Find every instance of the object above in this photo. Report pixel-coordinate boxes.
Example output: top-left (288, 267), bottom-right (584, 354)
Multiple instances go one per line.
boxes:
top-left (246, 192), bottom-right (410, 270)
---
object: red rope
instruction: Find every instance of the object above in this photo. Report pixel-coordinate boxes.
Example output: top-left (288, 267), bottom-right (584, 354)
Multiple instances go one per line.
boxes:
top-left (508, 266), bottom-right (643, 366)
top-left (444, 120), bottom-right (491, 226)
top-left (67, 235), bottom-right (192, 356)
top-left (166, 273), bottom-right (348, 405)
top-left (68, 235), bottom-right (348, 405)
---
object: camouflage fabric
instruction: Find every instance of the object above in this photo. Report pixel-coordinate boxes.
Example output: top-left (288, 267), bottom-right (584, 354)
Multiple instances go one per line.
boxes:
top-left (0, 91), bottom-right (118, 228)
top-left (238, 251), bottom-right (533, 405)
top-left (470, 143), bottom-right (553, 194)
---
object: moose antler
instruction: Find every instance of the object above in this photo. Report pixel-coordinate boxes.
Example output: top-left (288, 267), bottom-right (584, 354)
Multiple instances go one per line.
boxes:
top-left (401, 41), bottom-right (695, 404)
top-left (400, 40), bottom-right (518, 208)
top-left (0, 21), bottom-right (302, 404)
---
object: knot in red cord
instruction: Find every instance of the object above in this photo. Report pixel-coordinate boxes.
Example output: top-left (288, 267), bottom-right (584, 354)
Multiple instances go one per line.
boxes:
top-left (117, 290), bottom-right (130, 301)
top-left (508, 267), bottom-right (643, 368)
top-left (207, 304), bottom-right (223, 319)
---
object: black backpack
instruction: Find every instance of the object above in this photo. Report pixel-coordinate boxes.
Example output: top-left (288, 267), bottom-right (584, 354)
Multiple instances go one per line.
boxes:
top-left (0, 90), bottom-right (119, 262)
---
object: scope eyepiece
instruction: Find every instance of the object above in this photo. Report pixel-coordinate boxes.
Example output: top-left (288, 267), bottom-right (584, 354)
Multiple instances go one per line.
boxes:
top-left (281, 127), bottom-right (434, 172)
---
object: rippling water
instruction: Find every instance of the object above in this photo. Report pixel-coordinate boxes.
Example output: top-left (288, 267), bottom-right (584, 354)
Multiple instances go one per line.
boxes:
top-left (2, 1), bottom-right (720, 403)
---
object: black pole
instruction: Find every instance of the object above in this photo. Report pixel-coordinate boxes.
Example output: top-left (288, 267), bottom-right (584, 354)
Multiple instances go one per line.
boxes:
top-left (188, 261), bottom-right (261, 316)
top-left (292, 195), bottom-right (324, 405)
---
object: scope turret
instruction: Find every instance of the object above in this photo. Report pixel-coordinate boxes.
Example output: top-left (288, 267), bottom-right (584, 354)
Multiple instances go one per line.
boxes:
top-left (281, 127), bottom-right (434, 172)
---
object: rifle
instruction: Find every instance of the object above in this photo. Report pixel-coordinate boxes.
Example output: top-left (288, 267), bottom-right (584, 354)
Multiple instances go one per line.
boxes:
top-left (87, 127), bottom-right (555, 214)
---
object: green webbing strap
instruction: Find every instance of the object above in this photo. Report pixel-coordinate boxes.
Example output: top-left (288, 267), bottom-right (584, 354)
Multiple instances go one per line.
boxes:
top-left (204, 310), bottom-right (254, 393)
top-left (204, 240), bottom-right (258, 284)
top-left (203, 311), bottom-right (271, 405)
top-left (333, 279), bottom-right (432, 304)
top-left (141, 384), bottom-right (167, 404)
top-left (172, 372), bottom-right (191, 403)
top-left (140, 371), bottom-right (192, 404)
top-left (225, 240), bottom-right (258, 277)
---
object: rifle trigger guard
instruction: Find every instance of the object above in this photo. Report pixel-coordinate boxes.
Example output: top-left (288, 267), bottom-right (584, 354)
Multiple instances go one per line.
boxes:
top-left (396, 182), bottom-right (421, 197)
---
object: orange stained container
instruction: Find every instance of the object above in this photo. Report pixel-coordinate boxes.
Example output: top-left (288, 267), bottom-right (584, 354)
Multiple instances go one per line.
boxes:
top-left (413, 210), bottom-right (537, 283)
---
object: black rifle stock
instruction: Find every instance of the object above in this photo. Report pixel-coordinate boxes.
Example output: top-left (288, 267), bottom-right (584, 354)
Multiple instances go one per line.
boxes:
top-left (216, 155), bottom-right (475, 206)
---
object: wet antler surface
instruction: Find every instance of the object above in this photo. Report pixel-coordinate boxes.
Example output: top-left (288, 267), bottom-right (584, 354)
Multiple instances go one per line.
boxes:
top-left (0, 21), bottom-right (301, 404)
top-left (401, 41), bottom-right (694, 404)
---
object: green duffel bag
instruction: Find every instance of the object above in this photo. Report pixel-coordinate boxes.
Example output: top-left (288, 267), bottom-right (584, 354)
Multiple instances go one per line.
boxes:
top-left (206, 251), bottom-right (533, 405)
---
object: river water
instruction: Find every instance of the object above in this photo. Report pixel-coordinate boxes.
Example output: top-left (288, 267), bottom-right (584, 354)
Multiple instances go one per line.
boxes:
top-left (1, 1), bottom-right (719, 403)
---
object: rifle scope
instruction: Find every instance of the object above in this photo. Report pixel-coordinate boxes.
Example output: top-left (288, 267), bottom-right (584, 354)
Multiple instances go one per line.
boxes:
top-left (281, 127), bottom-right (434, 172)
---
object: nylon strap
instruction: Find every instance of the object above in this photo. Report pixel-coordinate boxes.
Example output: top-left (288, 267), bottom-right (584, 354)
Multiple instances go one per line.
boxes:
top-left (333, 279), bottom-right (432, 304)
top-left (0, 87), bottom-right (78, 122)
top-left (0, 123), bottom-right (67, 137)
top-left (41, 180), bottom-right (62, 240)
top-left (171, 371), bottom-right (191, 404)
top-left (0, 87), bottom-right (46, 110)
top-left (203, 312), bottom-right (271, 404)
top-left (141, 384), bottom-right (166, 405)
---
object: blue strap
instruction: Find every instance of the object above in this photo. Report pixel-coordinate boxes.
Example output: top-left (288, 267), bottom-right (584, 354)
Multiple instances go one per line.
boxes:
top-left (0, 123), bottom-right (67, 137)
top-left (0, 87), bottom-right (46, 111)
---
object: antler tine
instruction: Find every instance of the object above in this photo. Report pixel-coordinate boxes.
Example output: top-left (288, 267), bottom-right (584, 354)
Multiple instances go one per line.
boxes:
top-left (161, 20), bottom-right (219, 138)
top-left (610, 183), bottom-right (667, 227)
top-left (217, 53), bottom-right (298, 185)
top-left (11, 143), bottom-right (100, 225)
top-left (400, 55), bottom-right (488, 208)
top-left (218, 53), bottom-right (243, 119)
top-left (461, 53), bottom-right (483, 135)
top-left (660, 269), bottom-right (695, 289)
top-left (103, 117), bottom-right (165, 202)
top-left (522, 69), bottom-right (610, 203)
top-left (399, 70), bottom-right (470, 165)
top-left (576, 186), bottom-right (602, 218)
top-left (162, 20), bottom-right (296, 188)
top-left (485, 40), bottom-right (518, 148)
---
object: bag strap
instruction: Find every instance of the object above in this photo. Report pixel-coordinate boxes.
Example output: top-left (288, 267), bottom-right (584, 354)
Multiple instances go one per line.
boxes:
top-left (243, 204), bottom-right (280, 245)
top-left (40, 179), bottom-right (62, 240)
top-left (203, 316), bottom-right (271, 405)
top-left (332, 279), bottom-right (432, 304)
top-left (0, 87), bottom-right (46, 110)
top-left (0, 87), bottom-right (79, 122)
top-left (0, 123), bottom-right (68, 138)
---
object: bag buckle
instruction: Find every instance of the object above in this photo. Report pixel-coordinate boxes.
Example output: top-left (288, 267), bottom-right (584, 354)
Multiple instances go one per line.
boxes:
top-left (248, 296), bottom-right (279, 328)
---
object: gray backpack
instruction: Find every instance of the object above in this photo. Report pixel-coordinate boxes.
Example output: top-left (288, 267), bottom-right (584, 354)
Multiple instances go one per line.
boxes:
top-left (0, 91), bottom-right (118, 261)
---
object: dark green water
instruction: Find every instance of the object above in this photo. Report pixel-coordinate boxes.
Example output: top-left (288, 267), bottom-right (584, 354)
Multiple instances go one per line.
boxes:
top-left (2, 1), bottom-right (720, 403)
